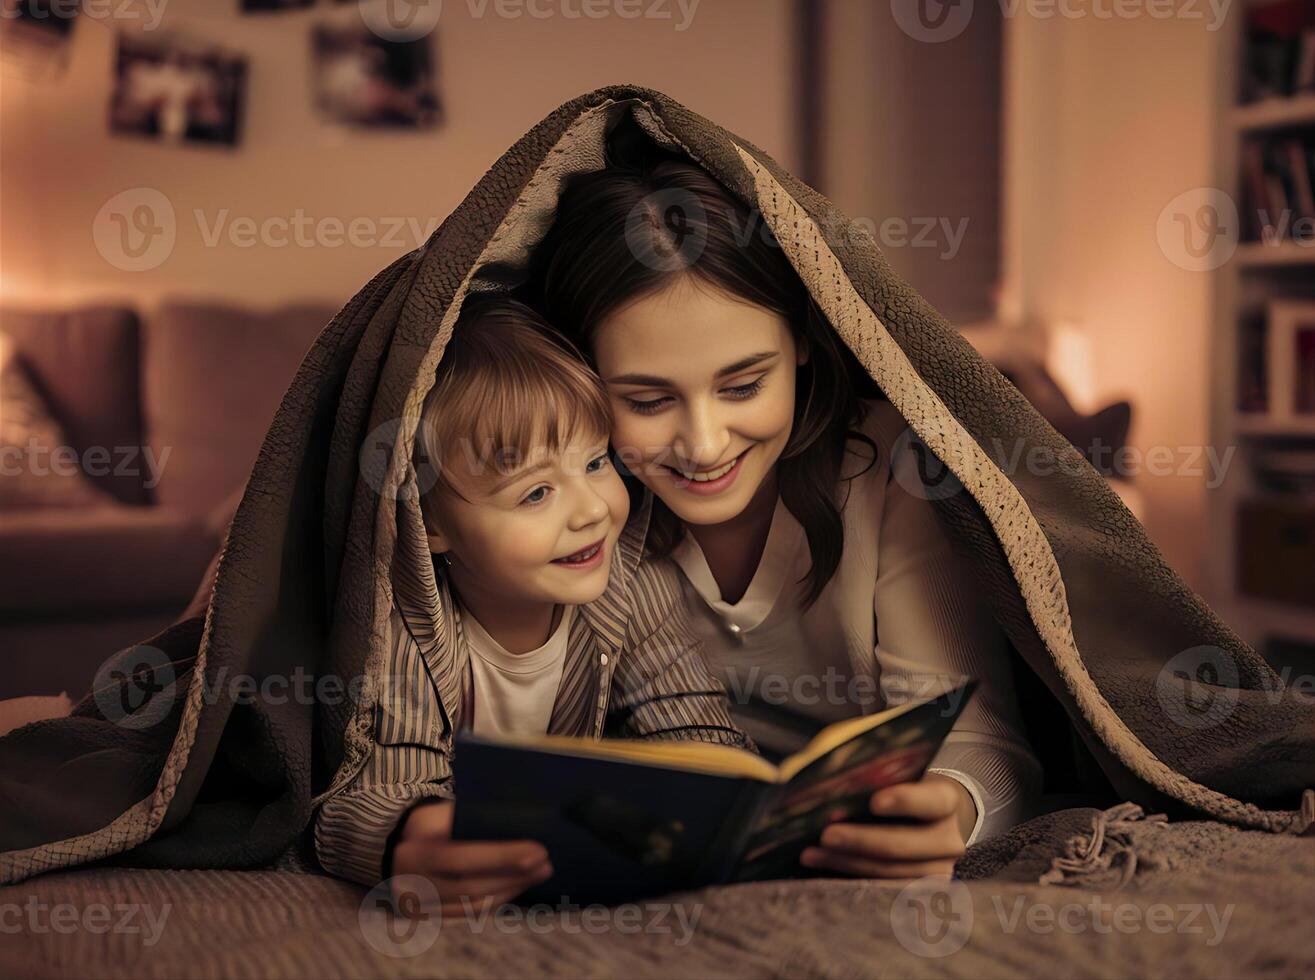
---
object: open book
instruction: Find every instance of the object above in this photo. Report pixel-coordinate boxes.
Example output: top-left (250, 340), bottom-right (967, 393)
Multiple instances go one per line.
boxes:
top-left (452, 679), bottom-right (977, 904)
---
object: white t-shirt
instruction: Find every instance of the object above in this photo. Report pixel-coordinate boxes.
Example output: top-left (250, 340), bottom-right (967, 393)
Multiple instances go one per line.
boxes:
top-left (669, 399), bottom-right (1042, 844)
top-left (462, 604), bottom-right (573, 737)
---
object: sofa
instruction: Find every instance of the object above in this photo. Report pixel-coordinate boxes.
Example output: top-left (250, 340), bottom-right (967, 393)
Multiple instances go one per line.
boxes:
top-left (0, 301), bottom-right (337, 700)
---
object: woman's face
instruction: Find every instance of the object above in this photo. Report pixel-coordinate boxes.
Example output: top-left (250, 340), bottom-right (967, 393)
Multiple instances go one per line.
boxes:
top-left (592, 275), bottom-right (804, 528)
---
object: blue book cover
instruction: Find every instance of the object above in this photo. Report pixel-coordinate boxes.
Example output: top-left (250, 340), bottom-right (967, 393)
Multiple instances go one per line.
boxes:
top-left (453, 679), bottom-right (977, 905)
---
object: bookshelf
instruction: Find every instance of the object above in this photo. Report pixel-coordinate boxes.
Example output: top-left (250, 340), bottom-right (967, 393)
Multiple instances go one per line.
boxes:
top-left (1234, 241), bottom-right (1315, 266)
top-left (1209, 5), bottom-right (1315, 664)
top-left (1231, 93), bottom-right (1315, 132)
top-left (1233, 413), bottom-right (1315, 436)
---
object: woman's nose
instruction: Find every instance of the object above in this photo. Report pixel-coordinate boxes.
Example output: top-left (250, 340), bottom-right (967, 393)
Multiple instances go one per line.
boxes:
top-left (673, 401), bottom-right (730, 468)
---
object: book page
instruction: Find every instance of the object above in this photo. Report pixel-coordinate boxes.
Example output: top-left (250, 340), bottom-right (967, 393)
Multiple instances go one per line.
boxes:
top-left (776, 682), bottom-right (971, 781)
top-left (730, 681), bottom-right (977, 880)
top-left (468, 731), bottom-right (781, 781)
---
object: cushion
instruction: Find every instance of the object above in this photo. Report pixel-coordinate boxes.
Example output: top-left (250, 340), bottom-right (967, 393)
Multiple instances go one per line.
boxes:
top-left (0, 306), bottom-right (146, 504)
top-left (995, 356), bottom-right (1133, 476)
top-left (0, 333), bottom-right (120, 511)
top-left (0, 693), bottom-right (73, 739)
top-left (142, 303), bottom-right (335, 513)
top-left (0, 504), bottom-right (217, 613)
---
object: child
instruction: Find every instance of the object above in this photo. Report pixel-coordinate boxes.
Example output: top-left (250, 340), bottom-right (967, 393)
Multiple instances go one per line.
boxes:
top-left (314, 297), bottom-right (749, 913)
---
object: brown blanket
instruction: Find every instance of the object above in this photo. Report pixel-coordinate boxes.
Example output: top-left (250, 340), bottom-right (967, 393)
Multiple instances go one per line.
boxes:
top-left (0, 84), bottom-right (1311, 887)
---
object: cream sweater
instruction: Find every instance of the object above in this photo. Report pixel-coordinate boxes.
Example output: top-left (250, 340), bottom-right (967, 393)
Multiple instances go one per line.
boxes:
top-left (669, 399), bottom-right (1042, 844)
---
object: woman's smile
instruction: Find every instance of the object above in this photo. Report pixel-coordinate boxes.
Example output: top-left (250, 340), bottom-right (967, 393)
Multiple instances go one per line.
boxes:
top-left (663, 447), bottom-right (752, 495)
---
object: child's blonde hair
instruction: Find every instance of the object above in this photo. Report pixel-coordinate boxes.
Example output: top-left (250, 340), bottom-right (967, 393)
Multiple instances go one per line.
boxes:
top-left (415, 296), bottom-right (612, 530)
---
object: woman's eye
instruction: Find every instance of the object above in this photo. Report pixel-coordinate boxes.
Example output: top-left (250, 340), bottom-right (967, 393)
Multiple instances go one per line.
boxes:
top-left (585, 453), bottom-right (611, 474)
top-left (724, 377), bottom-right (766, 400)
top-left (624, 396), bottom-right (671, 415)
top-left (521, 486), bottom-right (550, 506)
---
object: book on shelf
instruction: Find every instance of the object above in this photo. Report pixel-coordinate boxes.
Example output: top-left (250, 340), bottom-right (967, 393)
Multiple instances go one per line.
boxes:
top-left (1238, 309), bottom-right (1269, 414)
top-left (1287, 137), bottom-right (1315, 219)
top-left (1242, 2), bottom-right (1315, 101)
top-left (1241, 135), bottom-right (1315, 242)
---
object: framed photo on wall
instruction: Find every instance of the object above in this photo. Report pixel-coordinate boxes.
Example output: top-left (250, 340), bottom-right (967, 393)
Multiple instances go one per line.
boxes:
top-left (109, 36), bottom-right (247, 147)
top-left (310, 24), bottom-right (441, 129)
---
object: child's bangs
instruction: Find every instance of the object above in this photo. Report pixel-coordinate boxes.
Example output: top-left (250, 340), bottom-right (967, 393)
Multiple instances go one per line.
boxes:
top-left (464, 378), bottom-right (611, 477)
top-left (420, 344), bottom-right (612, 496)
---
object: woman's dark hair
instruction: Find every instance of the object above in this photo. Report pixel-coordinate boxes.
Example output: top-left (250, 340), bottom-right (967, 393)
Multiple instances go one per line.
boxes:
top-left (523, 118), bottom-right (879, 607)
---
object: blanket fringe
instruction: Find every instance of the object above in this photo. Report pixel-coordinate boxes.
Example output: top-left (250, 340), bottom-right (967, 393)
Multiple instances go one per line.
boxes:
top-left (1038, 802), bottom-right (1168, 890)
top-left (1298, 789), bottom-right (1315, 837)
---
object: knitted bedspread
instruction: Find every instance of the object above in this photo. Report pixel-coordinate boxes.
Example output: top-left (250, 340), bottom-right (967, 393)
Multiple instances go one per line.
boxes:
top-left (2, 810), bottom-right (1310, 979)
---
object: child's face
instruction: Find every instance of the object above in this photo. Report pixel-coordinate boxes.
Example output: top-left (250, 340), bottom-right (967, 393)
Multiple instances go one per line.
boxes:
top-left (425, 429), bottom-right (629, 609)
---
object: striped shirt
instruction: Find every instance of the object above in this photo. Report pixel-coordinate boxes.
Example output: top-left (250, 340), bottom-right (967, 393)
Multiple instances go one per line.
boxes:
top-left (313, 493), bottom-right (750, 887)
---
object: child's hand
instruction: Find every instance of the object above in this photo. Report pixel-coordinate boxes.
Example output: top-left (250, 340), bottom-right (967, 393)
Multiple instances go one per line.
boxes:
top-left (799, 773), bottom-right (975, 878)
top-left (389, 800), bottom-right (552, 915)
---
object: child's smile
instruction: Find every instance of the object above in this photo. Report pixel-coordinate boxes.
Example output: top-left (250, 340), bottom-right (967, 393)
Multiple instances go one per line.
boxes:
top-left (551, 537), bottom-right (608, 569)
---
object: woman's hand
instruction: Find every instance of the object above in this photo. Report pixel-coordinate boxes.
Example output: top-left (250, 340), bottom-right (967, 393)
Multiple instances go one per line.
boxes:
top-left (800, 773), bottom-right (976, 878)
top-left (389, 800), bottom-right (552, 916)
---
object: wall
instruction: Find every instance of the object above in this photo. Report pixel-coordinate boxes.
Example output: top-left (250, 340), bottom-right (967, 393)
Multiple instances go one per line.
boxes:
top-left (0, 0), bottom-right (795, 311)
top-left (820, 0), bottom-right (1002, 326)
top-left (1001, 11), bottom-right (1223, 590)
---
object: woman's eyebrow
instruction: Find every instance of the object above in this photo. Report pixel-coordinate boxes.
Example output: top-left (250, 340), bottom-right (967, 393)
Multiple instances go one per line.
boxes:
top-left (714, 351), bottom-right (779, 378)
top-left (607, 351), bottom-right (778, 387)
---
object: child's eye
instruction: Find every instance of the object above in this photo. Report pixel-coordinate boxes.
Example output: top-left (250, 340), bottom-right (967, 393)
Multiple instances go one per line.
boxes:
top-left (585, 453), bottom-right (612, 474)
top-left (624, 395), bottom-right (672, 416)
top-left (723, 377), bottom-right (765, 400)
top-left (520, 486), bottom-right (550, 506)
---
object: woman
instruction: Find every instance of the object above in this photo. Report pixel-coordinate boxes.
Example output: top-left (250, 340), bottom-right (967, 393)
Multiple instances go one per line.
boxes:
top-left (523, 119), bottom-right (1042, 878)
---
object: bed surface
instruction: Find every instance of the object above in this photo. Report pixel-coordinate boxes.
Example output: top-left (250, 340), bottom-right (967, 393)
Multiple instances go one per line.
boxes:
top-left (3, 816), bottom-right (1311, 979)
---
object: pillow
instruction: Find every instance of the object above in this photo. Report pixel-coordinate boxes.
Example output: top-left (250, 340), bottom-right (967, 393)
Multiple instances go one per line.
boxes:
top-left (0, 692), bottom-right (74, 738)
top-left (996, 357), bottom-right (1133, 478)
top-left (0, 332), bottom-right (118, 510)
